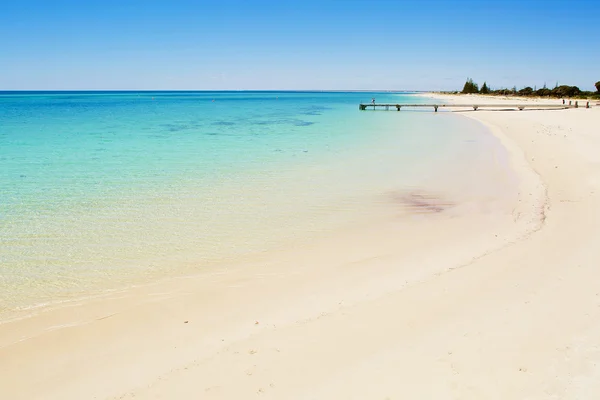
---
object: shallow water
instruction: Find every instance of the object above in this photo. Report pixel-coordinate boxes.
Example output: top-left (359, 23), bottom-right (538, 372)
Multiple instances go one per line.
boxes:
top-left (0, 91), bottom-right (516, 314)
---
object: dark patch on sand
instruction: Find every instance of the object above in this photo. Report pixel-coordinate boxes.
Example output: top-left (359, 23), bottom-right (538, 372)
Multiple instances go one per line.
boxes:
top-left (390, 190), bottom-right (455, 214)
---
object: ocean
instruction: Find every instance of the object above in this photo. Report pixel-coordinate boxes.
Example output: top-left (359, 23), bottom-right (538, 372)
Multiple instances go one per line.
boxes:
top-left (0, 91), bottom-right (515, 315)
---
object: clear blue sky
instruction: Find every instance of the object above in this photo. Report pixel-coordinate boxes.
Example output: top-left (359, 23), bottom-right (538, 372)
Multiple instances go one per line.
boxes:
top-left (1, 0), bottom-right (598, 91)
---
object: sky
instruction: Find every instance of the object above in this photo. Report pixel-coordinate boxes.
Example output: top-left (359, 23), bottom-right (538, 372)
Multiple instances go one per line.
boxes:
top-left (1, 0), bottom-right (598, 91)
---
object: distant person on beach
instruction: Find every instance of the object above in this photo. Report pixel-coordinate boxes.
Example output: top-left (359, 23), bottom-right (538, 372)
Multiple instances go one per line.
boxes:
top-left (372, 98), bottom-right (375, 104)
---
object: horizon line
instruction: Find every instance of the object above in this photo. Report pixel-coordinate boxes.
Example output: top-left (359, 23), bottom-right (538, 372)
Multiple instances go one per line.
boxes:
top-left (0, 89), bottom-right (430, 93)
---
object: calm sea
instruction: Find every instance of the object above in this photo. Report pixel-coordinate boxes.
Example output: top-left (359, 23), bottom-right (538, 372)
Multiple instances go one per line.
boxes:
top-left (0, 91), bottom-right (512, 315)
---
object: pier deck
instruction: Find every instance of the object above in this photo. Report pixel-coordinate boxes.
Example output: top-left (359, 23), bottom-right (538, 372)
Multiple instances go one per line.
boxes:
top-left (359, 102), bottom-right (591, 111)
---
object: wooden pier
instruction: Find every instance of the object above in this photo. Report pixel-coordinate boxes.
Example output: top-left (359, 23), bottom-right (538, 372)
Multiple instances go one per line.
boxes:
top-left (359, 102), bottom-right (590, 112)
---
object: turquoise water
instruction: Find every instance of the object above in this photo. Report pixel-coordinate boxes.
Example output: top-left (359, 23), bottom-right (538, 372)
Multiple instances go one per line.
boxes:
top-left (0, 91), bottom-right (511, 314)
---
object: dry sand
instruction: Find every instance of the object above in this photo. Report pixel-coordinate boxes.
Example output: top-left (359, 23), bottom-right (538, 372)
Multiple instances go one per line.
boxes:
top-left (1, 93), bottom-right (600, 399)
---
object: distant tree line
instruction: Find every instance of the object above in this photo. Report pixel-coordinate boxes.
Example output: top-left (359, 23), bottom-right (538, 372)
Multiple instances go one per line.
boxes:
top-left (460, 78), bottom-right (600, 99)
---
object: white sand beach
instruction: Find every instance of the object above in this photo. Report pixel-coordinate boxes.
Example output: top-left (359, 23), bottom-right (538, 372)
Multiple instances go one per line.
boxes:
top-left (2, 94), bottom-right (600, 399)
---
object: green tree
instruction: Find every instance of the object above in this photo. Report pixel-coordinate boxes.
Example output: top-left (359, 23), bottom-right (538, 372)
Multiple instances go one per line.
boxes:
top-left (461, 78), bottom-right (479, 94)
top-left (551, 85), bottom-right (581, 98)
top-left (518, 87), bottom-right (534, 96)
top-left (536, 87), bottom-right (551, 97)
top-left (480, 82), bottom-right (490, 94)
top-left (595, 81), bottom-right (600, 93)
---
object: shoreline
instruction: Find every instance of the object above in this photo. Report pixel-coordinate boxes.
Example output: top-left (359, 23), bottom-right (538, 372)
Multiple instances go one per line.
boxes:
top-left (0, 102), bottom-right (514, 320)
top-left (2, 94), bottom-right (600, 398)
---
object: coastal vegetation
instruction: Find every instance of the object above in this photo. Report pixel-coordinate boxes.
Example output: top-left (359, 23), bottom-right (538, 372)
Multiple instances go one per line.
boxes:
top-left (459, 78), bottom-right (600, 99)
top-left (461, 78), bottom-right (479, 94)
top-left (480, 82), bottom-right (490, 94)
